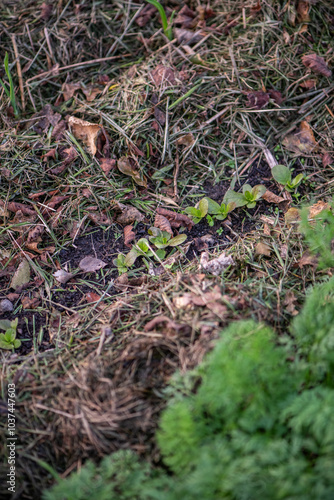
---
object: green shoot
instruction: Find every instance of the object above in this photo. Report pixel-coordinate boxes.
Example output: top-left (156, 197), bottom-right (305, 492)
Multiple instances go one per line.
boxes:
top-left (206, 197), bottom-right (236, 221)
top-left (0, 318), bottom-right (21, 350)
top-left (272, 165), bottom-right (304, 192)
top-left (224, 184), bottom-right (266, 209)
top-left (148, 227), bottom-right (187, 254)
top-left (145, 0), bottom-right (174, 41)
top-left (184, 198), bottom-right (208, 224)
top-left (0, 53), bottom-right (19, 117)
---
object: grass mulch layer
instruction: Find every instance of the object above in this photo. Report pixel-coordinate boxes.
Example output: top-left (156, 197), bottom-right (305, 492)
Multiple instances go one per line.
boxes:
top-left (0, 0), bottom-right (334, 498)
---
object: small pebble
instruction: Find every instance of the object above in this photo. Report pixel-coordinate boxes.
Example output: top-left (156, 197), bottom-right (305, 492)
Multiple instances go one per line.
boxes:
top-left (0, 299), bottom-right (14, 314)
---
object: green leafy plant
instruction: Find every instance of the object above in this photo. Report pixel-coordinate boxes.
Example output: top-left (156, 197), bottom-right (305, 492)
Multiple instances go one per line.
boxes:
top-left (0, 318), bottom-right (21, 350)
top-left (148, 227), bottom-right (187, 255)
top-left (0, 53), bottom-right (19, 117)
top-left (272, 164), bottom-right (304, 192)
top-left (145, 0), bottom-right (175, 41)
top-left (224, 183), bottom-right (266, 209)
top-left (206, 197), bottom-right (236, 221)
top-left (184, 198), bottom-right (209, 224)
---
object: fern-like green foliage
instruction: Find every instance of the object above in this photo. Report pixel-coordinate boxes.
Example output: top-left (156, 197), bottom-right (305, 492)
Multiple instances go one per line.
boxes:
top-left (44, 207), bottom-right (334, 500)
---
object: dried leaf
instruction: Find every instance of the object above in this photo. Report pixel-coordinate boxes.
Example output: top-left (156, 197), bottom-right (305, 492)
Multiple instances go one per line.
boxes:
top-left (282, 121), bottom-right (317, 154)
top-left (85, 292), bottom-right (101, 303)
top-left (246, 91), bottom-right (269, 110)
top-left (322, 152), bottom-right (333, 167)
top-left (302, 53), bottom-right (332, 78)
top-left (297, 251), bottom-right (318, 268)
top-left (154, 107), bottom-right (166, 126)
top-left (144, 315), bottom-right (188, 334)
top-left (255, 241), bottom-right (271, 257)
top-left (27, 225), bottom-right (45, 244)
top-left (284, 291), bottom-right (299, 316)
top-left (10, 260), bottom-right (30, 290)
top-left (40, 2), bottom-right (53, 20)
top-left (116, 205), bottom-right (144, 225)
top-left (308, 200), bottom-right (331, 219)
top-left (53, 269), bottom-right (74, 284)
top-left (88, 212), bottom-right (112, 226)
top-left (268, 89), bottom-right (283, 105)
top-left (68, 116), bottom-right (102, 156)
top-left (135, 4), bottom-right (157, 27)
top-left (50, 146), bottom-right (77, 175)
top-left (33, 104), bottom-right (61, 135)
top-left (262, 190), bottom-right (285, 204)
top-left (297, 0), bottom-right (310, 22)
top-left (21, 296), bottom-right (40, 309)
top-left (175, 28), bottom-right (205, 45)
top-left (42, 149), bottom-right (57, 161)
top-left (100, 158), bottom-right (116, 175)
top-left (200, 252), bottom-right (234, 276)
top-left (124, 225), bottom-right (136, 247)
top-left (81, 86), bottom-right (102, 102)
top-left (62, 83), bottom-right (81, 101)
top-left (285, 207), bottom-right (301, 226)
top-left (51, 120), bottom-right (67, 141)
top-left (174, 5), bottom-right (196, 28)
top-left (79, 256), bottom-right (107, 273)
top-left (150, 65), bottom-right (176, 87)
top-left (300, 79), bottom-right (316, 89)
top-left (0, 200), bottom-right (35, 216)
top-left (177, 133), bottom-right (195, 147)
top-left (154, 214), bottom-right (173, 236)
top-left (156, 207), bottom-right (193, 231)
top-left (117, 157), bottom-right (147, 187)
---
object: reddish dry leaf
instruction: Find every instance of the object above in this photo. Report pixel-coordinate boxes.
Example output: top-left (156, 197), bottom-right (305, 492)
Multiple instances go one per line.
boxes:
top-left (88, 212), bottom-right (112, 226)
top-left (300, 79), bottom-right (316, 89)
top-left (81, 86), bottom-right (102, 102)
top-left (68, 116), bottom-right (102, 156)
top-left (21, 296), bottom-right (41, 309)
top-left (284, 291), bottom-right (299, 316)
top-left (33, 105), bottom-right (61, 135)
top-left (154, 107), bottom-right (166, 126)
top-left (135, 4), bottom-right (157, 27)
top-left (42, 149), bottom-right (57, 161)
top-left (100, 158), bottom-right (116, 175)
top-left (246, 91), bottom-right (269, 110)
top-left (297, 0), bottom-right (310, 23)
top-left (40, 2), bottom-right (52, 20)
top-left (0, 199), bottom-right (35, 216)
top-left (45, 194), bottom-right (69, 210)
top-left (62, 82), bottom-right (81, 101)
top-left (116, 205), bottom-right (144, 225)
top-left (322, 152), bottom-right (333, 167)
top-left (154, 214), bottom-right (173, 236)
top-left (124, 225), bottom-right (136, 247)
top-left (144, 315), bottom-right (188, 333)
top-left (85, 292), bottom-right (101, 303)
top-left (50, 146), bottom-right (77, 174)
top-left (262, 190), bottom-right (285, 204)
top-left (96, 74), bottom-right (110, 85)
top-left (25, 242), bottom-right (55, 254)
top-left (150, 65), bottom-right (177, 87)
top-left (51, 120), bottom-right (67, 141)
top-left (174, 5), bottom-right (196, 29)
top-left (282, 120), bottom-right (317, 154)
top-left (27, 225), bottom-right (45, 243)
top-left (302, 53), bottom-right (332, 78)
top-left (297, 251), bottom-right (318, 268)
top-left (268, 89), bottom-right (283, 105)
top-left (177, 133), bottom-right (195, 147)
top-left (156, 207), bottom-right (193, 231)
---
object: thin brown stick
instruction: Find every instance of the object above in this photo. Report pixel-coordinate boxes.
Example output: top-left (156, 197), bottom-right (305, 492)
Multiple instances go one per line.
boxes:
top-left (173, 145), bottom-right (180, 198)
top-left (26, 54), bottom-right (131, 84)
top-left (12, 34), bottom-right (25, 111)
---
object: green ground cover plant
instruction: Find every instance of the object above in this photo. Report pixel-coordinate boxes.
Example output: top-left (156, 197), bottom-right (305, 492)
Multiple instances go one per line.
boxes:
top-left (272, 165), bottom-right (304, 193)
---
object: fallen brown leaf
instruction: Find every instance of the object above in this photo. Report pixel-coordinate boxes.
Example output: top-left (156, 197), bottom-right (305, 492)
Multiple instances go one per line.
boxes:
top-left (27, 225), bottom-right (45, 244)
top-left (62, 82), bottom-right (81, 101)
top-left (150, 65), bottom-right (177, 87)
top-left (116, 205), bottom-right (144, 225)
top-left (154, 107), bottom-right (166, 126)
top-left (177, 133), bottom-right (195, 147)
top-left (135, 4), bottom-right (157, 27)
top-left (308, 200), bottom-right (331, 219)
top-left (262, 190), bottom-right (286, 204)
top-left (100, 158), bottom-right (116, 175)
top-left (51, 120), bottom-right (67, 141)
top-left (322, 152), bottom-right (333, 167)
top-left (50, 146), bottom-right (77, 175)
top-left (175, 28), bottom-right (205, 45)
top-left (81, 86), bottom-right (102, 102)
top-left (42, 149), bottom-right (57, 161)
top-left (21, 296), bottom-right (40, 309)
top-left (85, 292), bottom-right (101, 303)
top-left (79, 256), bottom-right (107, 273)
top-left (255, 241), bottom-right (271, 257)
top-left (33, 104), bottom-right (61, 135)
top-left (300, 79), bottom-right (316, 89)
top-left (40, 2), bottom-right (52, 20)
top-left (174, 5), bottom-right (196, 29)
top-left (268, 89), bottom-right (283, 105)
top-left (282, 120), bottom-right (317, 154)
top-left (156, 207), bottom-right (193, 231)
top-left (144, 315), bottom-right (188, 334)
top-left (200, 252), bottom-right (234, 276)
top-left (87, 212), bottom-right (112, 226)
top-left (53, 269), bottom-right (74, 284)
top-left (297, 0), bottom-right (310, 23)
top-left (246, 91), bottom-right (269, 110)
top-left (68, 116), bottom-right (102, 156)
top-left (302, 53), bottom-right (332, 78)
top-left (117, 157), bottom-right (147, 187)
top-left (297, 251), bottom-right (318, 268)
top-left (124, 225), bottom-right (136, 247)
top-left (154, 214), bottom-right (173, 235)
top-left (284, 291), bottom-right (299, 316)
top-left (0, 200), bottom-right (35, 216)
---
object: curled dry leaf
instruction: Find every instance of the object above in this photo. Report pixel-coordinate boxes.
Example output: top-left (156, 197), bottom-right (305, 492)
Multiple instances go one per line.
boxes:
top-left (79, 256), bottom-right (107, 273)
top-left (33, 105), bottom-right (61, 135)
top-left (116, 205), bottom-right (144, 225)
top-left (53, 269), bottom-right (74, 284)
top-left (322, 152), bottom-right (333, 167)
top-left (50, 146), bottom-right (78, 175)
top-left (88, 212), bottom-right (112, 226)
top-left (68, 116), bottom-right (102, 156)
top-left (156, 207), bottom-right (193, 230)
top-left (297, 0), bottom-right (310, 23)
top-left (117, 157), bottom-right (147, 187)
top-left (42, 149), bottom-right (57, 161)
top-left (255, 241), bottom-right (271, 257)
top-left (302, 53), bottom-right (332, 78)
top-left (262, 190), bottom-right (285, 204)
top-left (200, 252), bottom-right (234, 276)
top-left (268, 89), bottom-right (283, 105)
top-left (282, 120), bottom-right (317, 154)
top-left (124, 225), bottom-right (136, 247)
top-left (308, 200), bottom-right (331, 219)
top-left (297, 251), bottom-right (318, 268)
top-left (150, 65), bottom-right (177, 87)
top-left (21, 296), bottom-right (41, 309)
top-left (27, 225), bottom-right (45, 244)
top-left (100, 158), bottom-right (116, 175)
top-left (300, 79), bottom-right (316, 89)
top-left (175, 5), bottom-right (196, 28)
top-left (144, 315), bottom-right (188, 334)
top-left (81, 86), bottom-right (102, 102)
top-left (0, 199), bottom-right (35, 216)
top-left (62, 82), bottom-right (81, 101)
top-left (154, 214), bottom-right (173, 236)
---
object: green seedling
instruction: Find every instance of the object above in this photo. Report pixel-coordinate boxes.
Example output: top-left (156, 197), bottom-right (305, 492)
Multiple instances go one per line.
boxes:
top-left (272, 164), bottom-right (304, 192)
top-left (145, 0), bottom-right (175, 41)
top-left (206, 197), bottom-right (236, 221)
top-left (0, 53), bottom-right (19, 117)
top-left (184, 198), bottom-right (209, 224)
top-left (148, 227), bottom-right (187, 259)
top-left (0, 318), bottom-right (21, 350)
top-left (225, 184), bottom-right (266, 209)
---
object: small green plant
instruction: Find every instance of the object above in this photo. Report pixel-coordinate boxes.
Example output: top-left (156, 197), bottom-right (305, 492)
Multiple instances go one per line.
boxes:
top-left (224, 183), bottom-right (266, 209)
top-left (148, 228), bottom-right (187, 250)
top-left (184, 198), bottom-right (209, 224)
top-left (0, 53), bottom-right (19, 117)
top-left (0, 318), bottom-right (21, 350)
top-left (113, 253), bottom-right (134, 275)
top-left (145, 0), bottom-right (175, 41)
top-left (206, 197), bottom-right (236, 221)
top-left (272, 164), bottom-right (304, 192)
